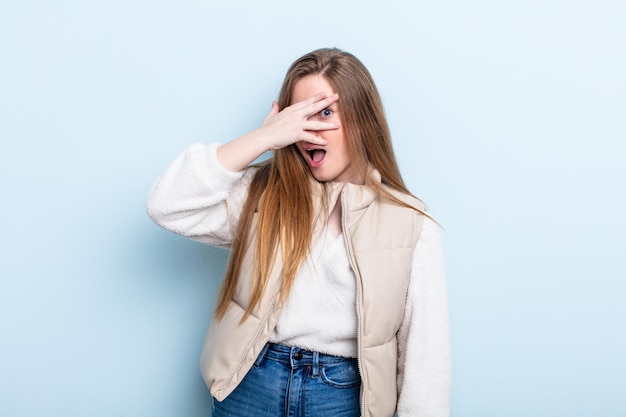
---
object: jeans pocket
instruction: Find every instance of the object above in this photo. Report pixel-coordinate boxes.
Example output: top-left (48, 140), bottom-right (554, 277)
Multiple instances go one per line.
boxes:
top-left (253, 343), bottom-right (271, 368)
top-left (320, 360), bottom-right (361, 388)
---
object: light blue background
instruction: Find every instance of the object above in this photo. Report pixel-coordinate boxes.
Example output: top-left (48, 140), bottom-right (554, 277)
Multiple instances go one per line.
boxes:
top-left (1, 1), bottom-right (624, 416)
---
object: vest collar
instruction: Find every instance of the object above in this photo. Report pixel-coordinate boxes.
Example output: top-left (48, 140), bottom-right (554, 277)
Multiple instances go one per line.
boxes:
top-left (310, 168), bottom-right (382, 214)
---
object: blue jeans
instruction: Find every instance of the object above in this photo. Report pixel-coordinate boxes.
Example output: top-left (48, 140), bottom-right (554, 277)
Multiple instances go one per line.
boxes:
top-left (212, 343), bottom-right (361, 417)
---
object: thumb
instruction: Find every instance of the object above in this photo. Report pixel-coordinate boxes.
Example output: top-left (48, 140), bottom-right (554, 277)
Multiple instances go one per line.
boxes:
top-left (262, 101), bottom-right (280, 125)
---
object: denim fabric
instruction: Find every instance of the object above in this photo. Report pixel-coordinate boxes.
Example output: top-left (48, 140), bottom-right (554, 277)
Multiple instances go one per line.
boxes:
top-left (212, 343), bottom-right (361, 417)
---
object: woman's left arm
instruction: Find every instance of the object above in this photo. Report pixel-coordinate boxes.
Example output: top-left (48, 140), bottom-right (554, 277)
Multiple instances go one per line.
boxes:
top-left (396, 216), bottom-right (451, 417)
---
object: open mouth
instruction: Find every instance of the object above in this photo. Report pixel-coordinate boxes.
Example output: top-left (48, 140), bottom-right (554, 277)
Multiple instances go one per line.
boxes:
top-left (307, 149), bottom-right (326, 163)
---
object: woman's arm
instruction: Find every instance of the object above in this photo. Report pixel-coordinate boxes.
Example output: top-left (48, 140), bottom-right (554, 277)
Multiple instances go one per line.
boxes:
top-left (396, 216), bottom-right (451, 417)
top-left (146, 92), bottom-right (341, 247)
top-left (146, 142), bottom-right (253, 248)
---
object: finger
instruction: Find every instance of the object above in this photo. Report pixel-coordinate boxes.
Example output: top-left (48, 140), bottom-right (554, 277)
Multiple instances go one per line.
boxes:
top-left (291, 92), bottom-right (328, 110)
top-left (262, 101), bottom-right (280, 125)
top-left (297, 133), bottom-right (329, 146)
top-left (302, 93), bottom-right (339, 117)
top-left (304, 120), bottom-right (341, 131)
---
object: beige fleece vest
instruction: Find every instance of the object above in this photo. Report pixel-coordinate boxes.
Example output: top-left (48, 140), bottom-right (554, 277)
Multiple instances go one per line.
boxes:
top-left (200, 179), bottom-right (425, 417)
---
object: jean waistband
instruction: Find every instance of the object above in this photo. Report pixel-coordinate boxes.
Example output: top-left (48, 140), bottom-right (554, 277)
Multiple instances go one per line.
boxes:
top-left (257, 342), bottom-right (356, 369)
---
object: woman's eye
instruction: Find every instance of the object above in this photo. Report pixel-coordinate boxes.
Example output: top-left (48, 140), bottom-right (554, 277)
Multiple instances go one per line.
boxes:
top-left (319, 108), bottom-right (333, 118)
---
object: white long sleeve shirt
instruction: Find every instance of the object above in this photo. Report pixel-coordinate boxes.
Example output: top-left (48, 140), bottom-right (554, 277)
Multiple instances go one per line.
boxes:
top-left (269, 228), bottom-right (359, 358)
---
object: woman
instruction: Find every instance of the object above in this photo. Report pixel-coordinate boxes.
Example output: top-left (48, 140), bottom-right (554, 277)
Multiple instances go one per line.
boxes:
top-left (147, 48), bottom-right (450, 417)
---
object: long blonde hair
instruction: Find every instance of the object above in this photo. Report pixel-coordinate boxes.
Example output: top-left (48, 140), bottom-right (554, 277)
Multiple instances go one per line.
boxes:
top-left (214, 48), bottom-right (414, 321)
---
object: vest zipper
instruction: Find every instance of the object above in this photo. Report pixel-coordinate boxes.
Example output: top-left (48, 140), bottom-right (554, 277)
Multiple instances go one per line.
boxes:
top-left (217, 285), bottom-right (281, 394)
top-left (341, 189), bottom-right (367, 416)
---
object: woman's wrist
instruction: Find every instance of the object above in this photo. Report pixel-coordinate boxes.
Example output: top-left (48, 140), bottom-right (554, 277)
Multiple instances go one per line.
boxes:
top-left (216, 129), bottom-right (273, 172)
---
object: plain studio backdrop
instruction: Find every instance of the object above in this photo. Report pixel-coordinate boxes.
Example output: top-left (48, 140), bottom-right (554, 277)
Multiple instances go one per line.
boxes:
top-left (1, 1), bottom-right (624, 416)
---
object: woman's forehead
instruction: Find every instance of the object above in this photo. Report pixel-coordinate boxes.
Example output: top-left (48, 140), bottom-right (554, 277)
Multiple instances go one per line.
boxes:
top-left (290, 75), bottom-right (336, 104)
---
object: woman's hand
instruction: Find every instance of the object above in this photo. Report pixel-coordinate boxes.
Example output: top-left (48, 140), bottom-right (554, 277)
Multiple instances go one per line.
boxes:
top-left (260, 92), bottom-right (340, 150)
top-left (217, 92), bottom-right (340, 172)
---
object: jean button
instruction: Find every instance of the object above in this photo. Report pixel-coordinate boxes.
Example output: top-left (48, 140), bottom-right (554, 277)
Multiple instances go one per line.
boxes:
top-left (293, 351), bottom-right (303, 360)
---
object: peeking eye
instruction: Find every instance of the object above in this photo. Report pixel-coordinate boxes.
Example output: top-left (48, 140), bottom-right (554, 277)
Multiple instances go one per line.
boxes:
top-left (318, 108), bottom-right (333, 118)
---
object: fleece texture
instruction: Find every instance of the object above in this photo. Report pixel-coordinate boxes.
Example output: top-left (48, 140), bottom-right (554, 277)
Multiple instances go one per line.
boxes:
top-left (269, 229), bottom-right (358, 358)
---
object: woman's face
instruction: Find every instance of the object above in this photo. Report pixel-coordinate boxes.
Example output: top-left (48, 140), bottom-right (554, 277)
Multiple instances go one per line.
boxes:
top-left (292, 75), bottom-right (363, 184)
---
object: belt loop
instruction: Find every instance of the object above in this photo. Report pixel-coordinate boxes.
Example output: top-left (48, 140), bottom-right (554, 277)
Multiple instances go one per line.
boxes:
top-left (289, 346), bottom-right (298, 368)
top-left (312, 351), bottom-right (320, 377)
top-left (254, 343), bottom-right (270, 367)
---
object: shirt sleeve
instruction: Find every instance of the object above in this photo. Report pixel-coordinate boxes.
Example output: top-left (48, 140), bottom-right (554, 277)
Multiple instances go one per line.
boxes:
top-left (396, 215), bottom-right (451, 417)
top-left (146, 142), bottom-right (255, 248)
